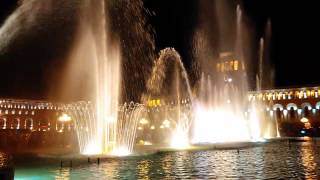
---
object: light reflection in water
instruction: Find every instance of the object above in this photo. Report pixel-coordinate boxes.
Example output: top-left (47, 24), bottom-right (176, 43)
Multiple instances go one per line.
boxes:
top-left (137, 160), bottom-right (151, 180)
top-left (161, 153), bottom-right (174, 179)
top-left (300, 142), bottom-right (318, 180)
top-left (14, 141), bottom-right (320, 179)
top-left (54, 168), bottom-right (71, 180)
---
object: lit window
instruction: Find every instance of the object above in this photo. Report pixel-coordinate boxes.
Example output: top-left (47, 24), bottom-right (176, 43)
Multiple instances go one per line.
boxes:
top-left (216, 63), bottom-right (220, 72)
top-left (221, 63), bottom-right (224, 72)
top-left (230, 61), bottom-right (234, 71)
top-left (234, 60), bottom-right (238, 71)
top-left (311, 90), bottom-right (315, 97)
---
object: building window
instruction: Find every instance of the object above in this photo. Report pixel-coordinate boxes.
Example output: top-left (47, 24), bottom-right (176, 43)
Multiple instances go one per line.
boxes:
top-left (234, 60), bottom-right (238, 71)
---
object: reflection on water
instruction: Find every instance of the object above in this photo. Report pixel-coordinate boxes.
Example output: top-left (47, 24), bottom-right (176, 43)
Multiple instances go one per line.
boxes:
top-left (137, 160), bottom-right (151, 180)
top-left (54, 168), bottom-right (70, 180)
top-left (15, 141), bottom-right (320, 179)
top-left (300, 141), bottom-right (318, 179)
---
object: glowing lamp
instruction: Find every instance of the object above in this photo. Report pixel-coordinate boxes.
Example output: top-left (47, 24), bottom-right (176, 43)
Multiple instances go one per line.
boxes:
top-left (300, 117), bottom-right (309, 123)
top-left (139, 118), bottom-right (149, 125)
top-left (58, 114), bottom-right (71, 122)
top-left (163, 120), bottom-right (170, 128)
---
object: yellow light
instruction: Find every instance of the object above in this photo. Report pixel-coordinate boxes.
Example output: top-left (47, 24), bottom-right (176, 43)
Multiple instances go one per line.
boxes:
top-left (144, 141), bottom-right (152, 145)
top-left (139, 118), bottom-right (149, 125)
top-left (150, 125), bottom-right (155, 130)
top-left (160, 125), bottom-right (165, 129)
top-left (138, 126), bottom-right (143, 130)
top-left (58, 114), bottom-right (71, 122)
top-left (234, 60), bottom-right (238, 70)
top-left (163, 119), bottom-right (170, 128)
top-left (300, 117), bottom-right (309, 123)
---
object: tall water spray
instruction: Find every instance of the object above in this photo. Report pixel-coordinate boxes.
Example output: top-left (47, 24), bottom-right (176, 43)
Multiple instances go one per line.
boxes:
top-left (144, 48), bottom-right (193, 148)
top-left (60, 0), bottom-right (122, 155)
top-left (64, 0), bottom-right (149, 155)
top-left (256, 19), bottom-right (279, 138)
top-left (191, 3), bottom-right (269, 144)
top-left (0, 0), bottom-right (153, 155)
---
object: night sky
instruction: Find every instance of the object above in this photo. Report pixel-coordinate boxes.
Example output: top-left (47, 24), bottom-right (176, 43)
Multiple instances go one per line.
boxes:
top-left (0, 0), bottom-right (319, 100)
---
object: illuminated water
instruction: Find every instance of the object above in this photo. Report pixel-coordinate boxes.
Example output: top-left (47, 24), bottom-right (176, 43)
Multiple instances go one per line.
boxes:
top-left (15, 141), bottom-right (320, 179)
top-left (144, 48), bottom-right (193, 148)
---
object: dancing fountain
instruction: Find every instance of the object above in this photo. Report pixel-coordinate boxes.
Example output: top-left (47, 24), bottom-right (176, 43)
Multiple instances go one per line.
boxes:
top-left (143, 48), bottom-right (193, 149)
top-left (61, 0), bottom-right (150, 156)
top-left (190, 3), bottom-right (277, 144)
top-left (0, 0), bottom-right (278, 157)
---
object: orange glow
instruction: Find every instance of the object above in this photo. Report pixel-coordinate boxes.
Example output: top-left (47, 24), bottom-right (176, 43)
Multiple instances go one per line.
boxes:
top-left (304, 122), bottom-right (311, 129)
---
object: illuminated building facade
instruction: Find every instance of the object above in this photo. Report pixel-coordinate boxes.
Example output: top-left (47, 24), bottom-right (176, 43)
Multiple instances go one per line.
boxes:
top-left (0, 99), bottom-right (76, 152)
top-left (249, 86), bottom-right (320, 136)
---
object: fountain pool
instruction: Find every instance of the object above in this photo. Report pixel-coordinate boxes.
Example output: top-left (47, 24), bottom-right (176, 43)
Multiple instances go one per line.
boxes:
top-left (14, 140), bottom-right (320, 179)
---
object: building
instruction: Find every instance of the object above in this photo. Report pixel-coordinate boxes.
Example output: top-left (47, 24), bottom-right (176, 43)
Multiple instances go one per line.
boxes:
top-left (248, 86), bottom-right (320, 136)
top-left (0, 99), bottom-right (76, 153)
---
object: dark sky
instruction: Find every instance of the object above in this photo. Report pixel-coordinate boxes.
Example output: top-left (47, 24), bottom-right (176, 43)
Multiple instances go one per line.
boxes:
top-left (0, 0), bottom-right (320, 100)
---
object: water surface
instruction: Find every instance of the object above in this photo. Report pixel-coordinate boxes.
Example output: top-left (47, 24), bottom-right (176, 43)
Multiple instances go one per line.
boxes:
top-left (15, 141), bottom-right (320, 179)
